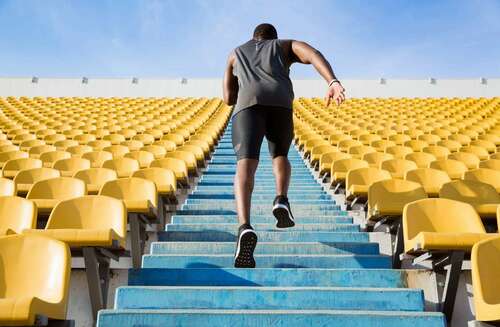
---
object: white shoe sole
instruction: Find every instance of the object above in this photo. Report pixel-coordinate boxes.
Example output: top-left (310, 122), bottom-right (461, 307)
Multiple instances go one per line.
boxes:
top-left (234, 229), bottom-right (257, 268)
top-left (272, 203), bottom-right (295, 228)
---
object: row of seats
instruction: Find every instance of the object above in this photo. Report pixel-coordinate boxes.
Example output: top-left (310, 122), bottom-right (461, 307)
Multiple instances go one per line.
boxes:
top-left (294, 97), bottom-right (500, 323)
top-left (0, 96), bottom-right (231, 326)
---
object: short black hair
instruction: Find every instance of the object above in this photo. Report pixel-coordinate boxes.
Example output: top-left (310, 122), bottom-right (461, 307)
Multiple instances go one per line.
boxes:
top-left (253, 23), bottom-right (278, 40)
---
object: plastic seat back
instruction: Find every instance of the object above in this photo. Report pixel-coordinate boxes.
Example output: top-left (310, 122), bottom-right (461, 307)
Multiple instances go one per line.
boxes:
top-left (0, 196), bottom-right (37, 234)
top-left (125, 151), bottom-right (155, 168)
top-left (47, 195), bottom-right (127, 245)
top-left (53, 157), bottom-right (91, 176)
top-left (74, 168), bottom-right (118, 190)
top-left (0, 234), bottom-right (70, 321)
top-left (82, 150), bottom-right (113, 168)
top-left (102, 157), bottom-right (140, 177)
top-left (472, 236), bottom-right (500, 322)
top-left (2, 158), bottom-right (42, 177)
top-left (405, 152), bottom-right (437, 168)
top-left (346, 167), bottom-right (392, 191)
top-left (405, 168), bottom-right (451, 196)
top-left (132, 167), bottom-right (177, 193)
top-left (99, 177), bottom-right (158, 208)
top-left (430, 159), bottom-right (468, 180)
top-left (403, 198), bottom-right (486, 251)
top-left (0, 177), bottom-right (16, 196)
top-left (14, 167), bottom-right (60, 187)
top-left (40, 150), bottom-right (72, 167)
top-left (27, 177), bottom-right (86, 200)
top-left (448, 152), bottom-right (480, 169)
top-left (464, 168), bottom-right (500, 193)
top-left (150, 157), bottom-right (188, 181)
top-left (479, 159), bottom-right (500, 170)
top-left (165, 151), bottom-right (197, 171)
top-left (381, 159), bottom-right (418, 179)
top-left (368, 179), bottom-right (427, 218)
top-left (439, 180), bottom-right (500, 205)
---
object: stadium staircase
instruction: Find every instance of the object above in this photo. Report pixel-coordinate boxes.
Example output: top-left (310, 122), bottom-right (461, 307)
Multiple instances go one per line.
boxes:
top-left (97, 122), bottom-right (445, 326)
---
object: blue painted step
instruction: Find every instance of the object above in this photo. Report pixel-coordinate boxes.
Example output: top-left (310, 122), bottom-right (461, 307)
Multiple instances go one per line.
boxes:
top-left (158, 231), bottom-right (364, 242)
top-left (164, 223), bottom-right (359, 232)
top-left (97, 309), bottom-right (446, 327)
top-left (150, 242), bottom-right (379, 255)
top-left (188, 193), bottom-right (332, 200)
top-left (114, 286), bottom-right (425, 312)
top-left (170, 215), bottom-right (352, 224)
top-left (141, 254), bottom-right (391, 269)
top-left (127, 268), bottom-right (407, 288)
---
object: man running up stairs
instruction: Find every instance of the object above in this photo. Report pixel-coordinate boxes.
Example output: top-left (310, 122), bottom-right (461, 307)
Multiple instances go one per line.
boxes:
top-left (97, 123), bottom-right (446, 327)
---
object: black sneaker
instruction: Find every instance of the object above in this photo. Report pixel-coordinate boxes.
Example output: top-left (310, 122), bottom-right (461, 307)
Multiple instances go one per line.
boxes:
top-left (272, 195), bottom-right (295, 228)
top-left (234, 224), bottom-right (257, 268)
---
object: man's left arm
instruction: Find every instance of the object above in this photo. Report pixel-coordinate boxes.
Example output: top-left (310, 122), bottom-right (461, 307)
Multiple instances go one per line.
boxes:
top-left (223, 52), bottom-right (238, 105)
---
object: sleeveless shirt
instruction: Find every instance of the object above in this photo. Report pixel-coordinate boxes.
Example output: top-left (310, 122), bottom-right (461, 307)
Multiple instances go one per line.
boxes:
top-left (232, 39), bottom-right (294, 116)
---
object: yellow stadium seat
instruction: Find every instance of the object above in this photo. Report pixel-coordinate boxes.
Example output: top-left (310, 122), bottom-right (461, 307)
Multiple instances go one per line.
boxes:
top-left (0, 177), bottom-right (16, 196)
top-left (368, 179), bottom-right (427, 222)
top-left (82, 150), bottom-right (113, 168)
top-left (27, 177), bottom-right (87, 215)
top-left (405, 152), bottom-right (437, 168)
top-left (319, 152), bottom-right (351, 176)
top-left (102, 157), bottom-right (140, 178)
top-left (103, 145), bottom-right (129, 158)
top-left (380, 158), bottom-right (418, 179)
top-left (0, 151), bottom-right (29, 168)
top-left (429, 159), bottom-right (468, 180)
top-left (23, 195), bottom-right (126, 319)
top-left (177, 145), bottom-right (206, 167)
top-left (471, 236), bottom-right (500, 322)
top-left (345, 167), bottom-right (391, 203)
top-left (150, 157), bottom-right (189, 186)
top-left (308, 145), bottom-right (338, 166)
top-left (447, 152), bottom-right (480, 169)
top-left (464, 168), bottom-right (500, 193)
top-left (470, 139), bottom-right (496, 154)
top-left (125, 151), bottom-right (155, 168)
top-left (99, 177), bottom-right (158, 268)
top-left (461, 146), bottom-right (490, 160)
top-left (0, 145), bottom-right (19, 153)
top-left (66, 144), bottom-right (93, 157)
top-left (404, 140), bottom-right (429, 152)
top-left (437, 140), bottom-right (461, 152)
top-left (53, 157), bottom-right (91, 177)
top-left (348, 145), bottom-right (376, 160)
top-left (161, 133), bottom-right (184, 146)
top-left (73, 168), bottom-right (118, 194)
top-left (28, 144), bottom-right (56, 159)
top-left (13, 167), bottom-right (60, 195)
top-left (87, 140), bottom-right (112, 151)
top-left (185, 139), bottom-right (211, 157)
top-left (403, 198), bottom-right (496, 253)
top-left (479, 159), bottom-right (500, 170)
top-left (120, 140), bottom-right (144, 151)
top-left (0, 234), bottom-right (70, 326)
top-left (439, 180), bottom-right (500, 219)
top-left (1, 158), bottom-right (42, 178)
top-left (405, 168), bottom-right (451, 197)
top-left (385, 145), bottom-right (413, 159)
top-left (330, 158), bottom-right (369, 190)
top-left (423, 145), bottom-right (451, 161)
top-left (0, 196), bottom-right (37, 235)
top-left (40, 150), bottom-right (71, 168)
top-left (165, 150), bottom-right (198, 176)
top-left (103, 133), bottom-right (126, 145)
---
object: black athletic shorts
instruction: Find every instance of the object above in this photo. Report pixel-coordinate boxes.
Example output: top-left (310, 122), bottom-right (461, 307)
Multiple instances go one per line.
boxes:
top-left (231, 105), bottom-right (294, 161)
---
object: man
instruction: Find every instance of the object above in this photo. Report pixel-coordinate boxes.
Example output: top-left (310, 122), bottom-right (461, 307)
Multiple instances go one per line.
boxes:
top-left (223, 23), bottom-right (345, 268)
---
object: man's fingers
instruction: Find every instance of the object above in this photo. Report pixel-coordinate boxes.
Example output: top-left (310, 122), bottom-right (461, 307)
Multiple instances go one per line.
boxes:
top-left (325, 95), bottom-right (331, 107)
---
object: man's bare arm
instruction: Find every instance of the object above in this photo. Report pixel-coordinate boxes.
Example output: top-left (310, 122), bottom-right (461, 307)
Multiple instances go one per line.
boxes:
top-left (222, 52), bottom-right (238, 106)
top-left (291, 40), bottom-right (345, 106)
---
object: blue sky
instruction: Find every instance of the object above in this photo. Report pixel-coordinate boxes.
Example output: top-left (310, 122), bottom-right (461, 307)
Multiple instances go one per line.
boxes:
top-left (0, 0), bottom-right (499, 79)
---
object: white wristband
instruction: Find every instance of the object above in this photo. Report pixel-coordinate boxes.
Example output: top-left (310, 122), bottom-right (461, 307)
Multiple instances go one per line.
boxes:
top-left (328, 79), bottom-right (340, 87)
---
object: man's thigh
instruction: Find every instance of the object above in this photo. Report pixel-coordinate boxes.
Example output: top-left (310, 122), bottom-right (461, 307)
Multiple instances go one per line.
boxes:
top-left (265, 107), bottom-right (294, 158)
top-left (231, 106), bottom-right (266, 161)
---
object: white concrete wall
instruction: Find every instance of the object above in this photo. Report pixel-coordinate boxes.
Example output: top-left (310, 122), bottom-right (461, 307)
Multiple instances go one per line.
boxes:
top-left (0, 77), bottom-right (499, 98)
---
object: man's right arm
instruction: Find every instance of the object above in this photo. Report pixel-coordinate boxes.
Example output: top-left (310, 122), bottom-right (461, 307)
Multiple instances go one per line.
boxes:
top-left (290, 40), bottom-right (345, 106)
top-left (222, 52), bottom-right (238, 106)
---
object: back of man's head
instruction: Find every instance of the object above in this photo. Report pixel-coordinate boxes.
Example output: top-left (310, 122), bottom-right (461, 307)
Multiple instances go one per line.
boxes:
top-left (253, 23), bottom-right (278, 40)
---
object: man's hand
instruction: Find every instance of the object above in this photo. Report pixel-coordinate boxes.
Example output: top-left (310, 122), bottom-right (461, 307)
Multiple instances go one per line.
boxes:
top-left (325, 81), bottom-right (345, 106)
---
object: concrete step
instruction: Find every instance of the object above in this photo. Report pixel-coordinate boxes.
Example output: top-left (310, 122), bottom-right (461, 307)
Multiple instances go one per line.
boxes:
top-left (158, 230), bottom-right (364, 242)
top-left (170, 215), bottom-right (352, 224)
top-left (188, 193), bottom-right (332, 200)
top-left (184, 199), bottom-right (335, 206)
top-left (164, 223), bottom-right (359, 233)
top-left (97, 309), bottom-right (446, 327)
top-left (141, 254), bottom-right (391, 269)
top-left (127, 268), bottom-right (406, 288)
top-left (150, 242), bottom-right (379, 255)
top-left (114, 286), bottom-right (425, 312)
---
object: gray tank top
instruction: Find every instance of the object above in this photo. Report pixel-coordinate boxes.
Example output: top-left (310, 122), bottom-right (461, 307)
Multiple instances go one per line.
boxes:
top-left (232, 39), bottom-right (294, 116)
